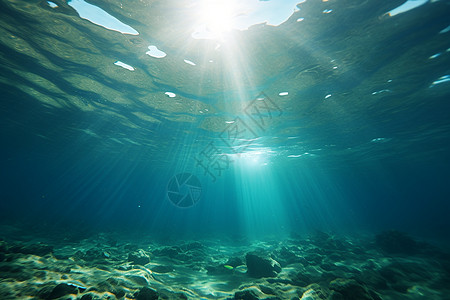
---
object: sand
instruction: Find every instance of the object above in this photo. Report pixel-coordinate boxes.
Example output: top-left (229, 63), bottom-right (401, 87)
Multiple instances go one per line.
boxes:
top-left (0, 226), bottom-right (449, 299)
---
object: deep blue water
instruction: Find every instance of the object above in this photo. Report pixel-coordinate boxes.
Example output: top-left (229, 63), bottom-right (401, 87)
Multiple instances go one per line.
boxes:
top-left (0, 0), bottom-right (450, 244)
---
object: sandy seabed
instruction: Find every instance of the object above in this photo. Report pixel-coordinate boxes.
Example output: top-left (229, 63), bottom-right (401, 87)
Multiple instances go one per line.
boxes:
top-left (0, 225), bottom-right (449, 300)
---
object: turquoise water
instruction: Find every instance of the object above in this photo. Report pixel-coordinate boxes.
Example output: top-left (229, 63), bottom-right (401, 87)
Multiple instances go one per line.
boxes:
top-left (2, 0), bottom-right (449, 239)
top-left (0, 1), bottom-right (450, 298)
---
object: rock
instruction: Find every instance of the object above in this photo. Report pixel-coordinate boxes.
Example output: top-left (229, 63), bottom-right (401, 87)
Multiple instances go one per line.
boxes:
top-left (8, 242), bottom-right (53, 256)
top-left (304, 253), bottom-right (323, 265)
top-left (360, 270), bottom-right (388, 290)
top-left (329, 278), bottom-right (374, 300)
top-left (153, 246), bottom-right (182, 258)
top-left (47, 283), bottom-right (78, 299)
top-left (159, 290), bottom-right (188, 299)
top-left (300, 289), bottom-right (321, 300)
top-left (275, 246), bottom-right (299, 266)
top-left (206, 264), bottom-right (235, 275)
top-left (246, 252), bottom-right (281, 278)
top-left (181, 241), bottom-right (203, 251)
top-left (125, 274), bottom-right (150, 286)
top-left (320, 263), bottom-right (337, 271)
top-left (0, 241), bottom-right (7, 253)
top-left (124, 244), bottom-right (139, 251)
top-left (258, 285), bottom-right (275, 295)
top-left (375, 230), bottom-right (417, 254)
top-left (84, 248), bottom-right (105, 261)
top-left (299, 284), bottom-right (328, 300)
top-left (328, 291), bottom-right (345, 300)
top-left (379, 260), bottom-right (432, 285)
top-left (128, 249), bottom-right (150, 265)
top-left (152, 265), bottom-right (173, 273)
top-left (234, 287), bottom-right (263, 300)
top-left (134, 287), bottom-right (159, 300)
top-left (226, 256), bottom-right (244, 267)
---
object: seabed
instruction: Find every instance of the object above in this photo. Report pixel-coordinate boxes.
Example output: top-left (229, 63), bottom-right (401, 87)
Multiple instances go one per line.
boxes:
top-left (0, 225), bottom-right (449, 300)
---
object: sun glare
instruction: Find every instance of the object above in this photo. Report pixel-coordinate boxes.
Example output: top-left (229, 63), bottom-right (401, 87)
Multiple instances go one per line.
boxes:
top-left (197, 0), bottom-right (236, 36)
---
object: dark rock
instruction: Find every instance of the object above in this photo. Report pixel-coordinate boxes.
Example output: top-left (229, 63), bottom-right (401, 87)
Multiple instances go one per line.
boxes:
top-left (152, 265), bottom-right (173, 273)
top-left (47, 283), bottom-right (78, 299)
top-left (128, 249), bottom-right (150, 265)
top-left (80, 294), bottom-right (95, 300)
top-left (0, 264), bottom-right (31, 281)
top-left (368, 290), bottom-right (383, 300)
top-left (134, 287), bottom-right (159, 300)
top-left (259, 285), bottom-right (275, 295)
top-left (329, 291), bottom-right (345, 300)
top-left (38, 285), bottom-right (54, 299)
top-left (226, 257), bottom-right (244, 267)
top-left (300, 284), bottom-right (329, 300)
top-left (266, 278), bottom-right (292, 285)
top-left (8, 242), bottom-right (53, 256)
top-left (246, 252), bottom-right (281, 278)
top-left (391, 282), bottom-right (409, 293)
top-left (111, 287), bottom-right (126, 298)
top-left (153, 246), bottom-right (182, 258)
top-left (375, 230), bottom-right (417, 255)
top-left (206, 264), bottom-right (233, 275)
top-left (328, 253), bottom-right (342, 262)
top-left (84, 248), bottom-right (105, 261)
top-left (72, 250), bottom-right (85, 259)
top-left (0, 241), bottom-right (7, 253)
top-left (159, 290), bottom-right (188, 299)
top-left (125, 274), bottom-right (150, 286)
top-left (360, 270), bottom-right (388, 290)
top-left (234, 288), bottom-right (261, 300)
top-left (124, 244), bottom-right (139, 251)
top-left (329, 278), bottom-right (374, 300)
top-left (311, 231), bottom-right (331, 246)
top-left (304, 253), bottom-right (323, 265)
top-left (291, 272), bottom-right (314, 286)
top-left (379, 261), bottom-right (433, 287)
top-left (274, 246), bottom-right (299, 266)
top-left (321, 263), bottom-right (336, 271)
top-left (181, 241), bottom-right (203, 251)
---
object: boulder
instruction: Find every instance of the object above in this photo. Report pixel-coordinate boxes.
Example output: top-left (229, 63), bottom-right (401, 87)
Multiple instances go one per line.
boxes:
top-left (375, 230), bottom-right (417, 254)
top-left (329, 278), bottom-right (374, 300)
top-left (128, 249), bottom-right (150, 265)
top-left (245, 252), bottom-right (281, 278)
top-left (153, 246), bottom-right (182, 258)
top-left (47, 283), bottom-right (78, 299)
top-left (134, 287), bottom-right (159, 300)
top-left (8, 242), bottom-right (53, 256)
top-left (234, 287), bottom-right (263, 300)
top-left (152, 265), bottom-right (173, 273)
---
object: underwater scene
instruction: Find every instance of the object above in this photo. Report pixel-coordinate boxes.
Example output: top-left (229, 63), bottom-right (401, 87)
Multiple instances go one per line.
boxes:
top-left (1, 0), bottom-right (450, 299)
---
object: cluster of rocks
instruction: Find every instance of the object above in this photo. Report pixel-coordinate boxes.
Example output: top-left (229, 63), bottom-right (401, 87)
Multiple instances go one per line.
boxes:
top-left (0, 230), bottom-right (449, 299)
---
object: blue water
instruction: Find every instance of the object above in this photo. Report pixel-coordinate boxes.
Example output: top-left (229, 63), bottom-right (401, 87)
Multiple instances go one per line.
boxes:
top-left (0, 0), bottom-right (449, 244)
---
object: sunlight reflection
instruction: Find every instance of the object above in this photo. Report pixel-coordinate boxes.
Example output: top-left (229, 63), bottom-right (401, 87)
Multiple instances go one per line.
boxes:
top-left (228, 148), bottom-right (275, 168)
